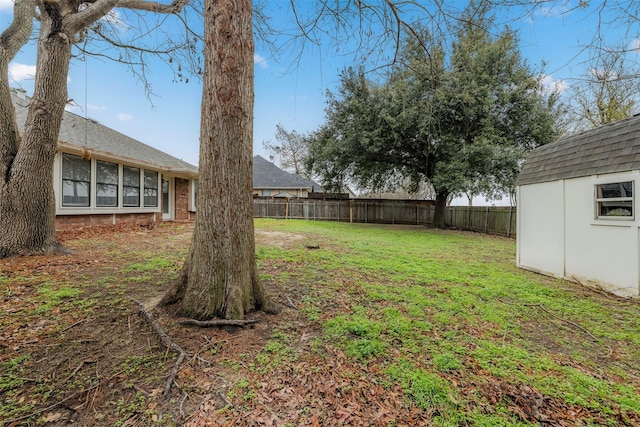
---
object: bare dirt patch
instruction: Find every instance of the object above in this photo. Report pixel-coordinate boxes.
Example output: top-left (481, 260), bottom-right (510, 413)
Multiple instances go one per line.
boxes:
top-left (255, 230), bottom-right (305, 248)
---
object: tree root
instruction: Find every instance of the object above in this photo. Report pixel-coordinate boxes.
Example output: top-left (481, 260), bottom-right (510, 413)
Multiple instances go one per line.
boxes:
top-left (177, 318), bottom-right (259, 327)
top-left (133, 299), bottom-right (188, 399)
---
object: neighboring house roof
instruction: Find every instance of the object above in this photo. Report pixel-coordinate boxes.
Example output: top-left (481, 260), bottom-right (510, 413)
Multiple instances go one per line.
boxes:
top-left (253, 155), bottom-right (322, 191)
top-left (517, 114), bottom-right (640, 186)
top-left (11, 89), bottom-right (198, 176)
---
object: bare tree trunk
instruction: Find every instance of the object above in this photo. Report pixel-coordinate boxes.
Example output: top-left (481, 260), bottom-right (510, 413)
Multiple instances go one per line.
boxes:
top-left (0, 17), bottom-right (70, 258)
top-left (433, 191), bottom-right (448, 229)
top-left (161, 0), bottom-right (278, 320)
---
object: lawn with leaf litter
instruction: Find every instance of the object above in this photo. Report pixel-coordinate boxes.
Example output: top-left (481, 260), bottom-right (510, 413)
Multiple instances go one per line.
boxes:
top-left (1, 219), bottom-right (639, 426)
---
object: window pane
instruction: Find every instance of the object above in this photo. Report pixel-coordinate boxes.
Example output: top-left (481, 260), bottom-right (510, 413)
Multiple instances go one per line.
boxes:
top-left (598, 201), bottom-right (633, 217)
top-left (596, 181), bottom-right (634, 218)
top-left (599, 183), bottom-right (623, 198)
top-left (123, 166), bottom-right (140, 207)
top-left (193, 180), bottom-right (198, 209)
top-left (144, 170), bottom-right (158, 189)
top-left (62, 180), bottom-right (90, 207)
top-left (97, 161), bottom-right (118, 185)
top-left (96, 161), bottom-right (118, 207)
top-left (144, 170), bottom-right (158, 207)
top-left (62, 154), bottom-right (90, 181)
top-left (96, 184), bottom-right (118, 207)
top-left (61, 154), bottom-right (90, 207)
top-left (123, 187), bottom-right (140, 207)
top-left (144, 188), bottom-right (158, 207)
top-left (162, 180), bottom-right (169, 214)
top-left (123, 166), bottom-right (140, 186)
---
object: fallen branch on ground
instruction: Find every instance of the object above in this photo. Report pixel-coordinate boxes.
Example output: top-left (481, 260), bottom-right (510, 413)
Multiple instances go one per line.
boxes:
top-left (3, 368), bottom-right (126, 425)
top-left (498, 298), bottom-right (614, 358)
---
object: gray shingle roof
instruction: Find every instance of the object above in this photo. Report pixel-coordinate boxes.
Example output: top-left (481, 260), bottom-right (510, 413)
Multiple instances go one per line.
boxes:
top-left (253, 155), bottom-right (322, 191)
top-left (11, 89), bottom-right (198, 176)
top-left (517, 114), bottom-right (640, 186)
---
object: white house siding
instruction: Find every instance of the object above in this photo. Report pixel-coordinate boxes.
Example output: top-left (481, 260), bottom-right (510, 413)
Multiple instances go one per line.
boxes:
top-left (517, 180), bottom-right (565, 278)
top-left (563, 173), bottom-right (640, 297)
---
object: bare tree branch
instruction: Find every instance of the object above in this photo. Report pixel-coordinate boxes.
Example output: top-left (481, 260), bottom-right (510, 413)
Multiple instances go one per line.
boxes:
top-left (1, 0), bottom-right (36, 59)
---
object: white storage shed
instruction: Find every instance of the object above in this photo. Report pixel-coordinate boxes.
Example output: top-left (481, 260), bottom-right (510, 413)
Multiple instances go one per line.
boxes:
top-left (516, 115), bottom-right (640, 297)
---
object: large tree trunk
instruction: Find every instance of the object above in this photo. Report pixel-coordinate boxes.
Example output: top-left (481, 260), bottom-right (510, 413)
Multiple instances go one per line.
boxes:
top-left (0, 17), bottom-right (71, 258)
top-left (432, 191), bottom-right (449, 229)
top-left (161, 0), bottom-right (277, 320)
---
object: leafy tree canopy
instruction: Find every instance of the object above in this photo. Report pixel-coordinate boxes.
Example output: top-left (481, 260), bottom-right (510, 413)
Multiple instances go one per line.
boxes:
top-left (306, 4), bottom-right (562, 226)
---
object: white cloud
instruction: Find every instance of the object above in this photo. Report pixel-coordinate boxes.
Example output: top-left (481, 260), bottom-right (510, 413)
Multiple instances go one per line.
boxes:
top-left (118, 113), bottom-right (133, 122)
top-left (0, 0), bottom-right (13, 10)
top-left (537, 0), bottom-right (573, 18)
top-left (65, 101), bottom-right (106, 115)
top-left (254, 54), bottom-right (268, 69)
top-left (541, 74), bottom-right (569, 95)
top-left (101, 9), bottom-right (127, 29)
top-left (630, 39), bottom-right (640, 52)
top-left (9, 62), bottom-right (36, 82)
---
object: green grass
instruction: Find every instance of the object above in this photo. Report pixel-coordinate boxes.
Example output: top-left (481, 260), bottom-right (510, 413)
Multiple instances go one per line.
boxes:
top-left (255, 218), bottom-right (640, 426)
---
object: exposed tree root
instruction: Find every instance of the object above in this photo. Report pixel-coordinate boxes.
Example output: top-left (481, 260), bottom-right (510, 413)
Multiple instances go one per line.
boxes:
top-left (177, 318), bottom-right (259, 327)
top-left (133, 299), bottom-right (188, 399)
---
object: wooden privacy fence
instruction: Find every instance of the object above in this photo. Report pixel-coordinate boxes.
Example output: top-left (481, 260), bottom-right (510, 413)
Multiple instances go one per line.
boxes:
top-left (444, 206), bottom-right (516, 237)
top-left (253, 198), bottom-right (517, 237)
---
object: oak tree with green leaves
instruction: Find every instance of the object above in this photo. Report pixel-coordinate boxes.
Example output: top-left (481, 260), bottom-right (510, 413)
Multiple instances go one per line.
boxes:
top-left (307, 6), bottom-right (562, 227)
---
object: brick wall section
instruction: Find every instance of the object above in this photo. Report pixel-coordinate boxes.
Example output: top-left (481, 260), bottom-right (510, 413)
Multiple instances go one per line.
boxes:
top-left (174, 178), bottom-right (191, 221)
top-left (55, 213), bottom-right (160, 231)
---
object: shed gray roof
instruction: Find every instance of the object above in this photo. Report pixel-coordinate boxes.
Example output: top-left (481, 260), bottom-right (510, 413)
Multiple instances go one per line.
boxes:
top-left (253, 155), bottom-right (322, 191)
top-left (11, 89), bottom-right (198, 176)
top-left (517, 114), bottom-right (640, 186)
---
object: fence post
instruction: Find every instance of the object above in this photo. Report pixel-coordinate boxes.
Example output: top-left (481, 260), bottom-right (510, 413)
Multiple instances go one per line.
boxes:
top-left (484, 206), bottom-right (489, 234)
top-left (392, 201), bottom-right (395, 225)
top-left (350, 201), bottom-right (353, 223)
top-left (507, 205), bottom-right (513, 237)
top-left (416, 204), bottom-right (419, 225)
top-left (285, 199), bottom-right (289, 220)
top-left (365, 202), bottom-right (368, 223)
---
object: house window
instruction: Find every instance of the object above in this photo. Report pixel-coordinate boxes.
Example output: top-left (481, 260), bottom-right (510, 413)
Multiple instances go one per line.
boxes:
top-left (595, 181), bottom-right (634, 218)
top-left (123, 166), bottom-right (141, 207)
top-left (191, 180), bottom-right (198, 211)
top-left (144, 170), bottom-right (159, 207)
top-left (96, 160), bottom-right (118, 207)
top-left (62, 154), bottom-right (90, 207)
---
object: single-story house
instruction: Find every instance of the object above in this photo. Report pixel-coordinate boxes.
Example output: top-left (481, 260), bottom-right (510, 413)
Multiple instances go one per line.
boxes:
top-left (516, 114), bottom-right (640, 297)
top-left (253, 155), bottom-right (322, 198)
top-left (11, 88), bottom-right (198, 230)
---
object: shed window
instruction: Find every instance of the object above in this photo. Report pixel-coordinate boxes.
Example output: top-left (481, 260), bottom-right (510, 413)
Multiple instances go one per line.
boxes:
top-left (595, 181), bottom-right (633, 218)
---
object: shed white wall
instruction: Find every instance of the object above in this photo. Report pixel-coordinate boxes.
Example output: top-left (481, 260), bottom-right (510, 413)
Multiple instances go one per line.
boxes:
top-left (518, 171), bottom-right (640, 297)
top-left (517, 180), bottom-right (565, 277)
top-left (564, 173), bottom-right (639, 297)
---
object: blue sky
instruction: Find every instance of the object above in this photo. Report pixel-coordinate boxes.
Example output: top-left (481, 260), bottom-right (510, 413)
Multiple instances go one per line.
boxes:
top-left (1, 1), bottom-right (638, 192)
